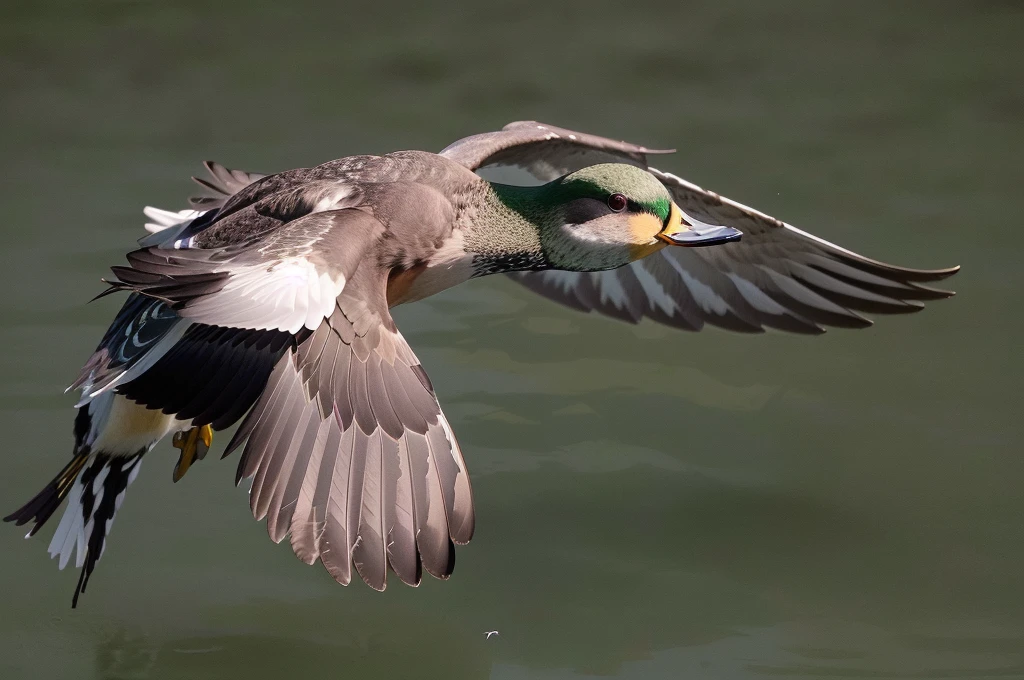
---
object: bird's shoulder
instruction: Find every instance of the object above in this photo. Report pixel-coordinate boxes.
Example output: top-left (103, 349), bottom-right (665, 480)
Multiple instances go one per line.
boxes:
top-left (191, 151), bottom-right (481, 251)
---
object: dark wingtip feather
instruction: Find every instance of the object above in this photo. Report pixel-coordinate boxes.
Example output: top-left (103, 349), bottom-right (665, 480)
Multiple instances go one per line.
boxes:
top-left (908, 283), bottom-right (956, 300)
top-left (930, 264), bottom-right (961, 281)
top-left (769, 317), bottom-right (827, 335)
top-left (882, 299), bottom-right (926, 314)
top-left (894, 263), bottom-right (961, 282)
top-left (847, 257), bottom-right (962, 283)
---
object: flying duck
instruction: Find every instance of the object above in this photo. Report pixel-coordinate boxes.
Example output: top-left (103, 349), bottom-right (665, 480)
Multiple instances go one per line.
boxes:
top-left (5, 121), bottom-right (958, 606)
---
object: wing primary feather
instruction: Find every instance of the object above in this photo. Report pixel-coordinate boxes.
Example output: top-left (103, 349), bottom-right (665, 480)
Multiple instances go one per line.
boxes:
top-left (288, 417), bottom-right (334, 564)
top-left (421, 424), bottom-right (457, 578)
top-left (381, 362), bottom-right (429, 435)
top-left (324, 417), bottom-right (359, 585)
top-left (251, 375), bottom-right (305, 522)
top-left (350, 430), bottom-right (385, 589)
top-left (437, 414), bottom-right (474, 545)
top-left (386, 433), bottom-right (420, 585)
top-left (245, 376), bottom-right (300, 506)
top-left (406, 431), bottom-right (450, 579)
top-left (267, 404), bottom-right (321, 543)
top-left (348, 351), bottom-right (374, 434)
top-left (353, 430), bottom-right (387, 591)
top-left (345, 428), bottom-right (376, 587)
top-left (366, 355), bottom-right (404, 439)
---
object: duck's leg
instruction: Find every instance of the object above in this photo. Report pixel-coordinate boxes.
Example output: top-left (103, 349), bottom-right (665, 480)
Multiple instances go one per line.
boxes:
top-left (171, 424), bottom-right (213, 482)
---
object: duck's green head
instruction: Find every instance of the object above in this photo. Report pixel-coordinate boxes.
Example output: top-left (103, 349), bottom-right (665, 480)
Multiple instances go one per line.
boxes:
top-left (484, 163), bottom-right (742, 274)
top-left (520, 164), bottom-right (738, 272)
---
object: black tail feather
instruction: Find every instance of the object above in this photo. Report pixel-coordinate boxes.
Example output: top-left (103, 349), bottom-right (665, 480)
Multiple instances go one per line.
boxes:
top-left (69, 454), bottom-right (144, 608)
top-left (7, 436), bottom-right (144, 608)
top-left (3, 450), bottom-right (89, 537)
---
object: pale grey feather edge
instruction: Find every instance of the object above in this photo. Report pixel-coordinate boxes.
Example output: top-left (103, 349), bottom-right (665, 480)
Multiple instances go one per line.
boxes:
top-left (648, 167), bottom-right (958, 331)
top-left (223, 279), bottom-right (474, 590)
top-left (447, 120), bottom-right (958, 333)
top-left (440, 120), bottom-right (675, 181)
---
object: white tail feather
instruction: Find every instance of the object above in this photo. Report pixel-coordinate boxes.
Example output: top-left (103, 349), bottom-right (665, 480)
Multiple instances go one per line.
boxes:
top-left (143, 206), bottom-right (202, 233)
top-left (46, 455), bottom-right (144, 571)
top-left (138, 206), bottom-right (209, 249)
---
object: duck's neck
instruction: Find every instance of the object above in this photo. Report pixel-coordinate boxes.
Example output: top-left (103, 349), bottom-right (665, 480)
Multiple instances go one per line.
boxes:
top-left (460, 183), bottom-right (552, 277)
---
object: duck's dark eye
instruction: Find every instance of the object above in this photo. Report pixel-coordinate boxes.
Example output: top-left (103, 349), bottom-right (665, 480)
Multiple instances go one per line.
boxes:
top-left (607, 193), bottom-right (627, 212)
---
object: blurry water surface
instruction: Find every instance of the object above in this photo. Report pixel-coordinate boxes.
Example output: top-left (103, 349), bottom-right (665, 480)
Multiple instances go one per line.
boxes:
top-left (1, 2), bottom-right (1022, 678)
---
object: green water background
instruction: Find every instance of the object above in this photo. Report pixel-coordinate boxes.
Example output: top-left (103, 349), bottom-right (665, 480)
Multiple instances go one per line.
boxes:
top-left (1, 1), bottom-right (1021, 678)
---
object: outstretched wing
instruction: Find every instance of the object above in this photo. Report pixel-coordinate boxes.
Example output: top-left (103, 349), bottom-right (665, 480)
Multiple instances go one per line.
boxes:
top-left (225, 266), bottom-right (474, 589)
top-left (445, 121), bottom-right (958, 333)
top-left (106, 205), bottom-right (473, 588)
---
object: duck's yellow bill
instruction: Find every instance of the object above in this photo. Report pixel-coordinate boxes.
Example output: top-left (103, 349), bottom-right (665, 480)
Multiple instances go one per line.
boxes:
top-left (656, 202), bottom-right (743, 247)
